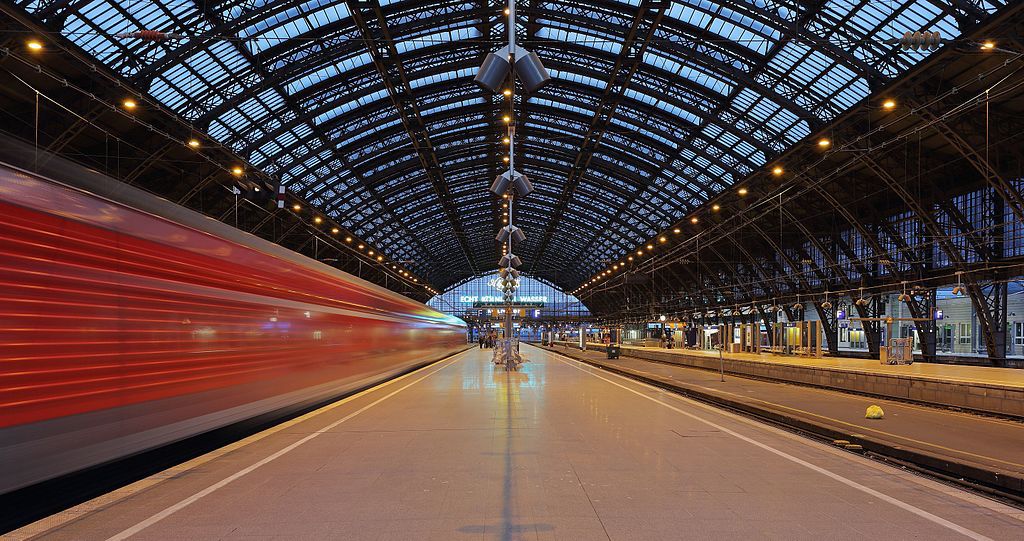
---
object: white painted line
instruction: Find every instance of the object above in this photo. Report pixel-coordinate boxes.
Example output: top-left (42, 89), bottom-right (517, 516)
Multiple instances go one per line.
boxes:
top-left (102, 351), bottom-right (467, 541)
top-left (554, 353), bottom-right (995, 541)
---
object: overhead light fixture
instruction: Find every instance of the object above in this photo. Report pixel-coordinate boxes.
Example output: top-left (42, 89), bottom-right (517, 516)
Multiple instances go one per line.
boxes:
top-left (496, 224), bottom-right (527, 243)
top-left (771, 166), bottom-right (784, 176)
top-left (358, 244), bottom-right (365, 249)
top-left (503, 88), bottom-right (512, 97)
top-left (490, 169), bottom-right (533, 196)
top-left (981, 40), bottom-right (995, 50)
top-left (187, 139), bottom-right (201, 148)
top-left (646, 244), bottom-right (653, 250)
top-left (952, 272), bottom-right (966, 296)
top-left (659, 236), bottom-right (667, 243)
top-left (673, 228), bottom-right (680, 233)
top-left (26, 39), bottom-right (43, 51)
top-left (712, 204), bottom-right (721, 211)
top-left (897, 282), bottom-right (912, 302)
top-left (503, 156), bottom-right (510, 163)
top-left (345, 236), bottom-right (352, 242)
top-left (738, 187), bottom-right (748, 196)
top-left (499, 253), bottom-right (522, 268)
top-left (817, 138), bottom-right (831, 148)
top-left (690, 216), bottom-right (698, 224)
top-left (231, 166), bottom-right (243, 176)
top-left (292, 204), bottom-right (301, 211)
top-left (123, 99), bottom-right (138, 110)
top-left (313, 216), bottom-right (322, 224)
top-left (331, 227), bottom-right (339, 234)
top-left (473, 45), bottom-right (551, 94)
top-left (882, 99), bottom-right (896, 110)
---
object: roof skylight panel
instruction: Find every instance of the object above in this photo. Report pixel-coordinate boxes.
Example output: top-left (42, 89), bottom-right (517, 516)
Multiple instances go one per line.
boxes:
top-left (395, 27), bottom-right (480, 55)
top-left (420, 97), bottom-right (487, 117)
top-left (607, 116), bottom-right (675, 150)
top-left (285, 54), bottom-right (373, 94)
top-left (240, 1), bottom-right (351, 54)
top-left (409, 67), bottom-right (475, 89)
top-left (537, 26), bottom-right (622, 56)
top-left (547, 68), bottom-right (606, 92)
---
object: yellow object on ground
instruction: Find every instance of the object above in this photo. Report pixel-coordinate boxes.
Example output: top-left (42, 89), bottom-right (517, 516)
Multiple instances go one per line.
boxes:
top-left (865, 405), bottom-right (884, 419)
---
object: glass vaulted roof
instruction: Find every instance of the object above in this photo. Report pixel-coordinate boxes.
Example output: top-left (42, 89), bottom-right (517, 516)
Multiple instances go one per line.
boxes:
top-left (18, 0), bottom-right (1006, 290)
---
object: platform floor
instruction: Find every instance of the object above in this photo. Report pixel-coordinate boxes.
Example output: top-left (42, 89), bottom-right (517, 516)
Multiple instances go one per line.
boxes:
top-left (538, 343), bottom-right (1024, 489)
top-left (13, 347), bottom-right (1024, 541)
top-left (588, 343), bottom-right (1024, 388)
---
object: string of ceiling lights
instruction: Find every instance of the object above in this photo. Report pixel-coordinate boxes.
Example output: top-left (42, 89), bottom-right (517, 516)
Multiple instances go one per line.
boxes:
top-left (573, 38), bottom-right (1022, 308)
top-left (475, 1), bottom-right (550, 342)
top-left (12, 35), bottom-right (435, 294)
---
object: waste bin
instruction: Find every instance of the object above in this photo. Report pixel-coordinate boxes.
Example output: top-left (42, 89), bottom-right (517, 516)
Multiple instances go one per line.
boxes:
top-left (607, 345), bottom-right (620, 359)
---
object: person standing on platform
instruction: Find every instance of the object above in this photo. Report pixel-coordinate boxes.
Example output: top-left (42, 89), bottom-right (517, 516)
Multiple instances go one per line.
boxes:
top-left (479, 333), bottom-right (484, 349)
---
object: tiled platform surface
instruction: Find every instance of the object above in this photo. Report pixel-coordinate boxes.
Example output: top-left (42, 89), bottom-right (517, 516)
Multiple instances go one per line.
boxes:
top-left (549, 342), bottom-right (1024, 418)
top-left (10, 347), bottom-right (1024, 540)
top-left (535, 343), bottom-right (1024, 495)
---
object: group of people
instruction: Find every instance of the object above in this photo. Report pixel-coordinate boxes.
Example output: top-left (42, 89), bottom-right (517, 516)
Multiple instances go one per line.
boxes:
top-left (478, 332), bottom-right (499, 349)
top-left (659, 333), bottom-right (676, 349)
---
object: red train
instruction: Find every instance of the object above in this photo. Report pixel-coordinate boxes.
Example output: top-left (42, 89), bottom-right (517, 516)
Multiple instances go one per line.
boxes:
top-left (0, 158), bottom-right (466, 494)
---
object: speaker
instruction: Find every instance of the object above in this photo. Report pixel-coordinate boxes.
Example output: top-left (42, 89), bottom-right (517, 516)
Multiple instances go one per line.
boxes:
top-left (473, 46), bottom-right (511, 93)
top-left (514, 49), bottom-right (551, 93)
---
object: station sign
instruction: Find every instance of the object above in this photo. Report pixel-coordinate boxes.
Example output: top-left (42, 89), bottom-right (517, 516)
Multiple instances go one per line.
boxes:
top-left (460, 295), bottom-right (547, 304)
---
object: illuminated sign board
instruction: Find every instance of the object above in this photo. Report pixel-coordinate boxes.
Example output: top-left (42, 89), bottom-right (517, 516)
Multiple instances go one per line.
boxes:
top-left (459, 295), bottom-right (547, 304)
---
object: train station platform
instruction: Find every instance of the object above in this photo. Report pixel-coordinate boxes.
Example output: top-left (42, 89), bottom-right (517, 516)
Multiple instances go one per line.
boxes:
top-left (537, 343), bottom-right (1024, 497)
top-left (549, 342), bottom-right (1024, 419)
top-left (10, 347), bottom-right (1023, 540)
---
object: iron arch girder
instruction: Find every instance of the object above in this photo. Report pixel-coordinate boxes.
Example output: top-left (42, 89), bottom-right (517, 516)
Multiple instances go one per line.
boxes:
top-left (252, 98), bottom-right (688, 197)
top-left (856, 152), bottom-right (1006, 361)
top-left (779, 206), bottom-right (855, 289)
top-left (245, 45), bottom-right (779, 187)
top-left (537, 16), bottom-right (822, 130)
top-left (540, 0), bottom-right (883, 115)
top-left (856, 151), bottom-right (1007, 362)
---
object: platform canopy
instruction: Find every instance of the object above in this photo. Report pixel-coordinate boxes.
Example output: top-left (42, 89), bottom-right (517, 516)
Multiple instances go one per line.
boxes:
top-left (13, 0), bottom-right (1007, 289)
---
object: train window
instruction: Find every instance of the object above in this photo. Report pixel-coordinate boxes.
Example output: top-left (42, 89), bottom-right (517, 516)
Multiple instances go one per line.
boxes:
top-left (1014, 322), bottom-right (1024, 346)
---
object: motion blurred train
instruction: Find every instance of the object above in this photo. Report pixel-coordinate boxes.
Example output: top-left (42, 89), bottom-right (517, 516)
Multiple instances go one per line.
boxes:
top-left (0, 148), bottom-right (466, 494)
